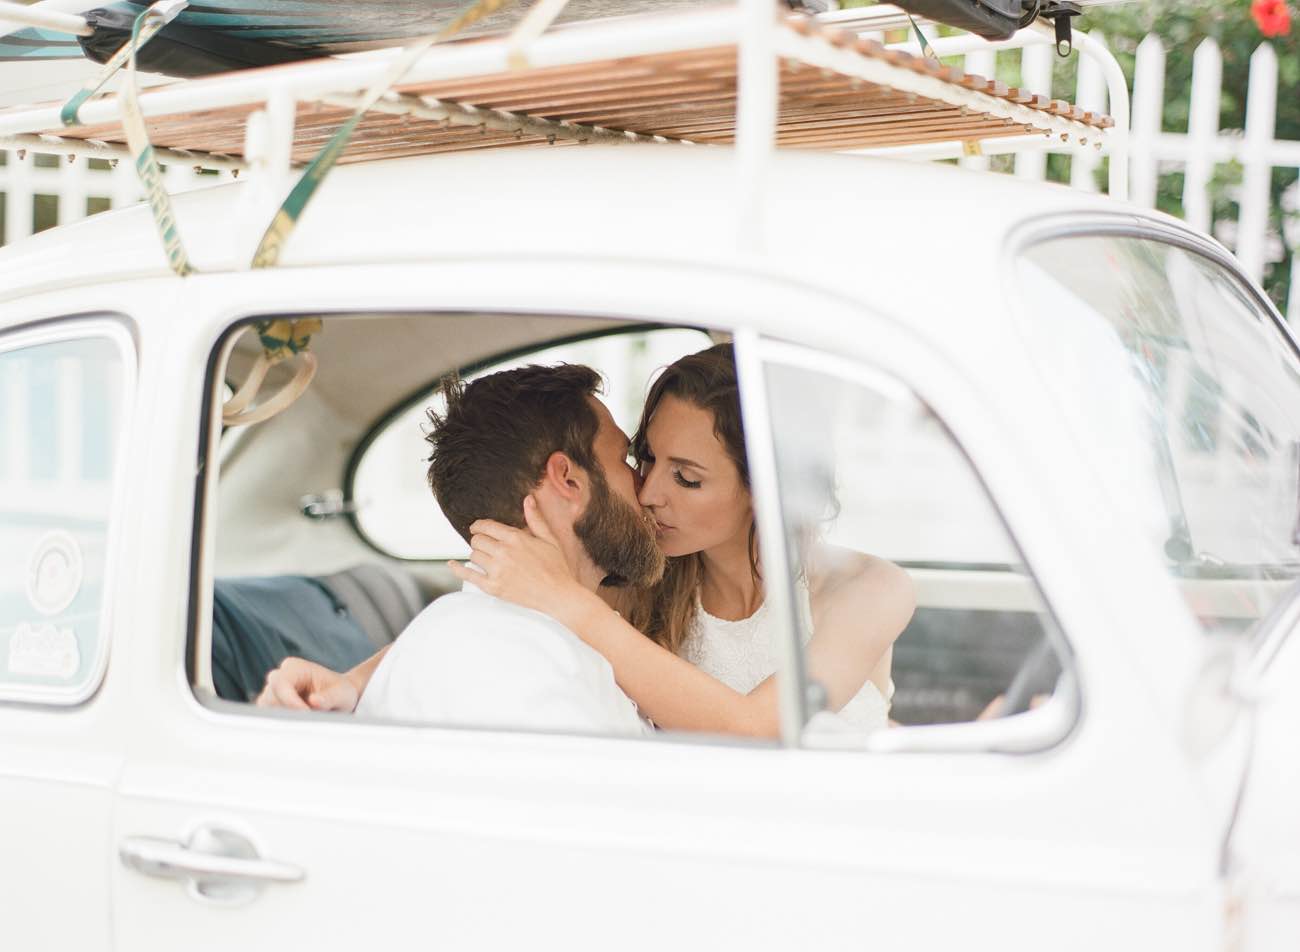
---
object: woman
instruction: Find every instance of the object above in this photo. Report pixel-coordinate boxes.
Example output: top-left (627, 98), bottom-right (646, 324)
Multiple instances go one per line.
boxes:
top-left (259, 344), bottom-right (914, 737)
top-left (450, 344), bottom-right (914, 737)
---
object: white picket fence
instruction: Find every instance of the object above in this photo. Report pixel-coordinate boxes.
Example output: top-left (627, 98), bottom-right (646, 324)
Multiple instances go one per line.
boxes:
top-left (0, 151), bottom-right (219, 246)
top-left (1, 29), bottom-right (1297, 323)
top-left (959, 31), bottom-right (1299, 324)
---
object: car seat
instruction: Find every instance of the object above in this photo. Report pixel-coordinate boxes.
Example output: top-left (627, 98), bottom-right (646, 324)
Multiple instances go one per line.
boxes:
top-left (211, 562), bottom-right (428, 702)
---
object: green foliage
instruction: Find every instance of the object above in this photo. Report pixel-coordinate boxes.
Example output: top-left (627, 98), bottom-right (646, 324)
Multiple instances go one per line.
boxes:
top-left (1083, 0), bottom-right (1299, 313)
top-left (1085, 1), bottom-right (1298, 138)
top-left (838, 2), bottom-right (1298, 312)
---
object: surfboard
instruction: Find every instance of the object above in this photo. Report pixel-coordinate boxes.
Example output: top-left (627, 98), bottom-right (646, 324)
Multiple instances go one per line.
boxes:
top-left (0, 0), bottom-right (706, 69)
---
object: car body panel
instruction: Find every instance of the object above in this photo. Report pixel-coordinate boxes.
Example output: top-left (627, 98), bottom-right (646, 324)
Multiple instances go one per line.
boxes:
top-left (0, 146), bottom-right (1290, 948)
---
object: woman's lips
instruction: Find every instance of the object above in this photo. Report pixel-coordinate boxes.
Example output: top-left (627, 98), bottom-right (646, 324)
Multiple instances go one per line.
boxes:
top-left (654, 520), bottom-right (675, 537)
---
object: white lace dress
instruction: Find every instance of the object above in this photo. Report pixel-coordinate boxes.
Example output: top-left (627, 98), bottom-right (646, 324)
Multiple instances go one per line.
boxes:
top-left (682, 577), bottom-right (893, 732)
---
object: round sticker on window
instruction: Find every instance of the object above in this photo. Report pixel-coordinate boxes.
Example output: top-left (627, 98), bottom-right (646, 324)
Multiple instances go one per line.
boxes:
top-left (26, 531), bottom-right (84, 616)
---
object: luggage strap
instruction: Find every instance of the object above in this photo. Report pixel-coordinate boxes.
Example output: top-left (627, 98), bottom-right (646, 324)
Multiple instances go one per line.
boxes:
top-left (250, 0), bottom-right (521, 269)
top-left (60, 0), bottom-right (194, 277)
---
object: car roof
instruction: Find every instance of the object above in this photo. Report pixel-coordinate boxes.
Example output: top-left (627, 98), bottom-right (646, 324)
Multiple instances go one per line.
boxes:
top-left (0, 145), bottom-right (1189, 431)
top-left (0, 144), bottom-right (1134, 298)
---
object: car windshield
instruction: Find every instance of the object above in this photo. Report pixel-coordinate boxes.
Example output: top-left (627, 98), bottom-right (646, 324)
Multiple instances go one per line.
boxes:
top-left (1016, 233), bottom-right (1300, 640)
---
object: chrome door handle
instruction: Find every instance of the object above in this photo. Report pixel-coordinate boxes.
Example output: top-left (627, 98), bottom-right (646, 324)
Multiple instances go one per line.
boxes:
top-left (120, 825), bottom-right (304, 905)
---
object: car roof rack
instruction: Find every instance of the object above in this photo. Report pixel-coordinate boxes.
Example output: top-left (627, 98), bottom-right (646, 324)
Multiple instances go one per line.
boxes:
top-left (0, 5), bottom-right (1119, 164)
top-left (0, 1), bottom-right (1128, 268)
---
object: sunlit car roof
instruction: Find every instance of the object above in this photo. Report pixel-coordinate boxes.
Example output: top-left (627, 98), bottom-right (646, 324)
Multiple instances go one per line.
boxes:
top-left (0, 145), bottom-right (1135, 297)
top-left (0, 145), bottom-right (1196, 431)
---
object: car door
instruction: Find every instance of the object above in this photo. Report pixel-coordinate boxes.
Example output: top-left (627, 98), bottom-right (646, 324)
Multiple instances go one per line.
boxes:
top-left (103, 260), bottom-right (1226, 951)
top-left (0, 317), bottom-right (135, 952)
top-left (1004, 222), bottom-right (1300, 952)
top-left (107, 297), bottom-right (933, 952)
top-left (752, 332), bottom-right (1228, 949)
top-left (1232, 602), bottom-right (1300, 952)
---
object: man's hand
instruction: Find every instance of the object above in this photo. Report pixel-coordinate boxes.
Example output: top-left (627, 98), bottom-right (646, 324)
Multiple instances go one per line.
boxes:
top-left (976, 692), bottom-right (1049, 720)
top-left (256, 657), bottom-right (359, 712)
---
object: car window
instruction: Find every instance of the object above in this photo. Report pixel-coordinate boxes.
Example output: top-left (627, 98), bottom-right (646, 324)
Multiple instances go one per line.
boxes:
top-left (0, 325), bottom-right (131, 704)
top-left (352, 327), bottom-right (713, 560)
top-left (203, 314), bottom-right (744, 744)
top-left (762, 346), bottom-right (1070, 731)
top-left (1016, 235), bottom-right (1300, 640)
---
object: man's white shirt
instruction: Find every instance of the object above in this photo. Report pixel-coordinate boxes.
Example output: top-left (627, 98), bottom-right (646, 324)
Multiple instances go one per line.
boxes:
top-left (356, 582), bottom-right (648, 736)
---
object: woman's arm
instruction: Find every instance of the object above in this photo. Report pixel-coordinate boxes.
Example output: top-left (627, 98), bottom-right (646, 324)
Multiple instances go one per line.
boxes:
top-left (456, 502), bottom-right (912, 738)
top-left (802, 545), bottom-right (916, 712)
top-left (453, 499), bottom-right (774, 736)
top-left (557, 589), bottom-right (775, 737)
top-left (556, 558), bottom-right (913, 735)
top-left (620, 548), bottom-right (914, 730)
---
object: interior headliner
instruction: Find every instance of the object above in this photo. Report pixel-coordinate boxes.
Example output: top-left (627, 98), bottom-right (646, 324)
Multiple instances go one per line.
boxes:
top-left (226, 311), bottom-right (636, 432)
top-left (215, 309), bottom-right (679, 577)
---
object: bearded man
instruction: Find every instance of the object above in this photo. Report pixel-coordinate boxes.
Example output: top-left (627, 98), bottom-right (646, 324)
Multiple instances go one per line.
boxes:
top-left (259, 363), bottom-right (664, 737)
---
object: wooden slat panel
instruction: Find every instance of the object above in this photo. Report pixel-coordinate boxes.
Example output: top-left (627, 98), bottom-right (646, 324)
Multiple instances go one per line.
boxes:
top-left (41, 14), bottom-right (1113, 164)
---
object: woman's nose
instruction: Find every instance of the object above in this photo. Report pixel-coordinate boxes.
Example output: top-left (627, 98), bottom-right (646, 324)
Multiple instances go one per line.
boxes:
top-left (637, 465), bottom-right (664, 508)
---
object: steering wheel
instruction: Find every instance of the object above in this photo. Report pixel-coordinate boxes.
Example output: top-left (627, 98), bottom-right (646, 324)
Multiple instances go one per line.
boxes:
top-left (998, 636), bottom-right (1063, 718)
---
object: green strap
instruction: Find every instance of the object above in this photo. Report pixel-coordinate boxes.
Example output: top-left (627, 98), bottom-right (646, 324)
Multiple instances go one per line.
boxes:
top-left (60, 0), bottom-right (188, 127)
top-left (906, 12), bottom-right (938, 61)
top-left (118, 3), bottom-right (193, 276)
top-left (255, 317), bottom-right (323, 361)
top-left (58, 0), bottom-right (193, 275)
top-left (250, 0), bottom-right (520, 269)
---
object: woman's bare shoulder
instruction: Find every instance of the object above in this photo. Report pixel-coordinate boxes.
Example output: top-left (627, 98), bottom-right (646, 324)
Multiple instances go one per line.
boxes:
top-left (808, 544), bottom-right (915, 615)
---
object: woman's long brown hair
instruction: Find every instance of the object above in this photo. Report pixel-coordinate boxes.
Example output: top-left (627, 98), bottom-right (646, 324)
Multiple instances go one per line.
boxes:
top-left (622, 343), bottom-right (760, 656)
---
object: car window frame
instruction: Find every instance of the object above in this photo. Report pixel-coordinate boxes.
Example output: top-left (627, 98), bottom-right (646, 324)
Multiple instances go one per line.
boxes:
top-left (1006, 212), bottom-right (1300, 672)
top-left (343, 321), bottom-right (717, 562)
top-left (0, 314), bottom-right (137, 708)
top-left (752, 335), bottom-right (1082, 755)
top-left (190, 309), bottom-right (809, 749)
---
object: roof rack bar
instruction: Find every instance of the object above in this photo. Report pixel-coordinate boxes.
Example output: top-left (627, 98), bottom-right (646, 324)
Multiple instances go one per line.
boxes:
top-left (1045, 23), bottom-right (1128, 201)
top-left (858, 131), bottom-right (1101, 161)
top-left (0, 6), bottom-right (744, 139)
top-left (0, 131), bottom-right (246, 171)
top-left (735, 0), bottom-right (777, 255)
top-left (0, 0), bottom-right (92, 36)
top-left (885, 24), bottom-right (1130, 199)
top-left (0, 6), bottom-right (1117, 180)
top-left (776, 26), bottom-right (1105, 147)
top-left (814, 4), bottom-right (942, 34)
top-left (817, 0), bottom-right (1132, 35)
top-left (322, 89), bottom-right (681, 146)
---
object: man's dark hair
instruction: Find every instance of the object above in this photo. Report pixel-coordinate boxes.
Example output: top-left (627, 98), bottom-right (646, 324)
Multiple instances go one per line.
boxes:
top-left (424, 363), bottom-right (603, 542)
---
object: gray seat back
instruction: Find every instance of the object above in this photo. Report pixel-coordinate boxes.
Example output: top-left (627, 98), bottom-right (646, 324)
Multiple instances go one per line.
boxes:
top-left (317, 562), bottom-right (426, 649)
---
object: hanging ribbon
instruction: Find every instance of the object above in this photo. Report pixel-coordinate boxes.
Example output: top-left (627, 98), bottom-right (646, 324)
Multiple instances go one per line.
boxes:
top-left (222, 319), bottom-right (323, 427)
top-left (120, 1), bottom-right (193, 276)
top-left (905, 12), bottom-right (938, 62)
top-left (61, 0), bottom-right (194, 276)
top-left (59, 0), bottom-right (188, 127)
top-left (250, 0), bottom-right (520, 269)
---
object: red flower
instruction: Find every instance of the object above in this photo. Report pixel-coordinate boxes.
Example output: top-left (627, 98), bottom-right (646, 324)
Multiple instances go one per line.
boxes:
top-left (1252, 0), bottom-right (1292, 37)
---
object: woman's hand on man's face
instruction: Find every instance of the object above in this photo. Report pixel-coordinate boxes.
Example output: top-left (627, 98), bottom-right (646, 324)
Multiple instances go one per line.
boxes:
top-left (449, 495), bottom-right (587, 618)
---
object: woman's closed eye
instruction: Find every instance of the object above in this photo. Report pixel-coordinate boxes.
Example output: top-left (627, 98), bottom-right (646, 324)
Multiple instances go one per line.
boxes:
top-left (673, 469), bottom-right (702, 489)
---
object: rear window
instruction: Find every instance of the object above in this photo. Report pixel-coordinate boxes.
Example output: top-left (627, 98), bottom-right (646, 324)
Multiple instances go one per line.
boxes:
top-left (0, 325), bottom-right (131, 704)
top-left (1016, 234), bottom-right (1300, 638)
top-left (352, 327), bottom-right (712, 560)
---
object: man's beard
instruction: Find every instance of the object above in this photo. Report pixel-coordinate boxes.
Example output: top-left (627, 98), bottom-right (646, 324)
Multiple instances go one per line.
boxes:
top-left (574, 469), bottom-right (665, 588)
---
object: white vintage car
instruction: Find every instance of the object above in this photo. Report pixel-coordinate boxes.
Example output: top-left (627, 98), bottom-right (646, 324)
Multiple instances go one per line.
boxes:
top-left (1, 3), bottom-right (1299, 951)
top-left (3, 141), bottom-right (1298, 951)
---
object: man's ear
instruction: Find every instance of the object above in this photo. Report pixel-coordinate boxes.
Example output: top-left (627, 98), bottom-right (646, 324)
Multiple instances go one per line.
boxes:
top-left (540, 451), bottom-right (586, 508)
